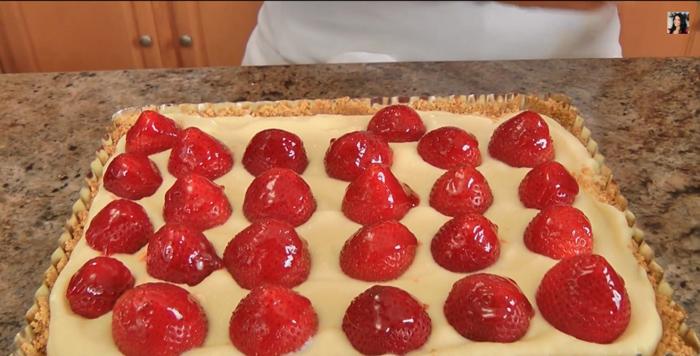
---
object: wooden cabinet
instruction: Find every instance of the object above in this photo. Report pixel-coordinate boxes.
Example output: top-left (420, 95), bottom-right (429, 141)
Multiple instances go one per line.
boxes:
top-left (0, 1), bottom-right (156, 72)
top-left (169, 1), bottom-right (261, 67)
top-left (0, 1), bottom-right (261, 72)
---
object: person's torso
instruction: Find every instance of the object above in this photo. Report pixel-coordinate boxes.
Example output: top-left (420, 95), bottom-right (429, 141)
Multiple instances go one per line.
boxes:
top-left (246, 1), bottom-right (621, 65)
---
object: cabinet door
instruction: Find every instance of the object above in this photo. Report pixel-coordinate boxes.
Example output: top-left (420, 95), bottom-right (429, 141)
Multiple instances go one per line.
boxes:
top-left (169, 1), bottom-right (261, 67)
top-left (0, 1), bottom-right (170, 72)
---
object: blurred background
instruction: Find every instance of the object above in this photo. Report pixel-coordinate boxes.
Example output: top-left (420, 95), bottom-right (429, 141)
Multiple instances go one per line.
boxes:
top-left (0, 1), bottom-right (698, 73)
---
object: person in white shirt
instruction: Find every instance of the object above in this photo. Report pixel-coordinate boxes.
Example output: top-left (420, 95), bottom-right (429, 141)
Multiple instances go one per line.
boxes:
top-left (243, 1), bottom-right (622, 65)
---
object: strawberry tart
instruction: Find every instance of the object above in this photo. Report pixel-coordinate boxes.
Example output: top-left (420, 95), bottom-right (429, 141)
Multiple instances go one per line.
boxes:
top-left (15, 95), bottom-right (699, 355)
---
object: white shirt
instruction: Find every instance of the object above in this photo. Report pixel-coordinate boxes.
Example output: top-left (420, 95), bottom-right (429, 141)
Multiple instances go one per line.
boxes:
top-left (243, 1), bottom-right (621, 65)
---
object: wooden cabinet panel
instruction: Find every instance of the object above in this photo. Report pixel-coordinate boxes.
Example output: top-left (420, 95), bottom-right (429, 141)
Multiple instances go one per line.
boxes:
top-left (169, 1), bottom-right (209, 68)
top-left (0, 1), bottom-right (166, 72)
top-left (132, 1), bottom-right (178, 68)
top-left (196, 1), bottom-right (261, 66)
top-left (618, 1), bottom-right (699, 57)
top-left (0, 1), bottom-right (39, 72)
top-left (169, 1), bottom-right (260, 67)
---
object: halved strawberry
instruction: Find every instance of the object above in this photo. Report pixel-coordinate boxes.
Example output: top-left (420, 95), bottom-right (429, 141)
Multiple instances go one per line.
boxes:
top-left (125, 110), bottom-right (179, 155)
top-left (146, 224), bottom-right (223, 286)
top-left (429, 165), bottom-right (493, 216)
top-left (519, 161), bottom-right (579, 209)
top-left (342, 285), bottom-right (431, 355)
top-left (342, 164), bottom-right (419, 225)
top-left (324, 130), bottom-right (393, 181)
top-left (536, 254), bottom-right (631, 343)
top-left (223, 219), bottom-right (311, 289)
top-left (367, 105), bottom-right (426, 142)
top-left (340, 220), bottom-right (417, 281)
top-left (229, 285), bottom-right (318, 356)
top-left (112, 283), bottom-right (208, 356)
top-left (488, 111), bottom-right (554, 167)
top-left (444, 273), bottom-right (534, 342)
top-left (66, 256), bottom-right (134, 319)
top-left (242, 128), bottom-right (309, 176)
top-left (524, 205), bottom-right (592, 259)
top-left (431, 213), bottom-right (500, 272)
top-left (242, 168), bottom-right (316, 227)
top-left (163, 173), bottom-right (232, 231)
top-left (417, 127), bottom-right (482, 169)
top-left (168, 127), bottom-right (234, 180)
top-left (103, 152), bottom-right (162, 200)
top-left (86, 199), bottom-right (154, 255)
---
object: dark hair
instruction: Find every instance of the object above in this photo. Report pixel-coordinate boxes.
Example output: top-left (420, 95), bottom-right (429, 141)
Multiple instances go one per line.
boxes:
top-left (669, 12), bottom-right (688, 34)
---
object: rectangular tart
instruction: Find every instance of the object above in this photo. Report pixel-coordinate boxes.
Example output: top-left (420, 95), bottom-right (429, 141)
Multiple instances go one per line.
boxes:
top-left (14, 94), bottom-right (700, 356)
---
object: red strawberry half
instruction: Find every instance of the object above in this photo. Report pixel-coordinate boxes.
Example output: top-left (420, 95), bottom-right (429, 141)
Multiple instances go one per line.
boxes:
top-left (342, 164), bottom-right (419, 225)
top-left (242, 128), bottom-right (309, 176)
top-left (163, 173), bottom-right (232, 231)
top-left (340, 220), bottom-right (417, 282)
top-left (103, 152), bottom-right (162, 200)
top-left (112, 283), bottom-right (208, 356)
top-left (243, 168), bottom-right (316, 227)
top-left (431, 213), bottom-right (500, 272)
top-left (417, 126), bottom-right (482, 169)
top-left (146, 224), bottom-right (223, 286)
top-left (429, 165), bottom-right (493, 217)
top-left (519, 161), bottom-right (579, 209)
top-left (342, 285), bottom-right (431, 355)
top-left (168, 127), bottom-right (234, 180)
top-left (223, 219), bottom-right (311, 289)
top-left (229, 285), bottom-right (318, 356)
top-left (367, 104), bottom-right (426, 142)
top-left (536, 254), bottom-right (631, 343)
top-left (125, 110), bottom-right (179, 155)
top-left (86, 199), bottom-right (154, 255)
top-left (488, 111), bottom-right (554, 167)
top-left (444, 273), bottom-right (534, 342)
top-left (66, 256), bottom-right (134, 318)
top-left (324, 130), bottom-right (393, 181)
top-left (524, 205), bottom-right (593, 259)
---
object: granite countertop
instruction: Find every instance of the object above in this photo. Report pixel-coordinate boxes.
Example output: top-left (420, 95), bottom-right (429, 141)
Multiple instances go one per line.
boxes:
top-left (0, 58), bottom-right (698, 352)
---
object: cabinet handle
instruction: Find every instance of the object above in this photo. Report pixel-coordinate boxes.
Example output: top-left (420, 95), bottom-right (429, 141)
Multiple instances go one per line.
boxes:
top-left (138, 35), bottom-right (153, 47)
top-left (179, 35), bottom-right (193, 47)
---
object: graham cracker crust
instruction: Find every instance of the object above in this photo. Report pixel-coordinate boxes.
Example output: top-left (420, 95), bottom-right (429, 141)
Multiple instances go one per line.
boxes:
top-left (14, 94), bottom-right (699, 356)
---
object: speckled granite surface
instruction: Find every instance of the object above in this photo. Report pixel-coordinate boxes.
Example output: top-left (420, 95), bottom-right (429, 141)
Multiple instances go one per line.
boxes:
top-left (0, 58), bottom-right (698, 352)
